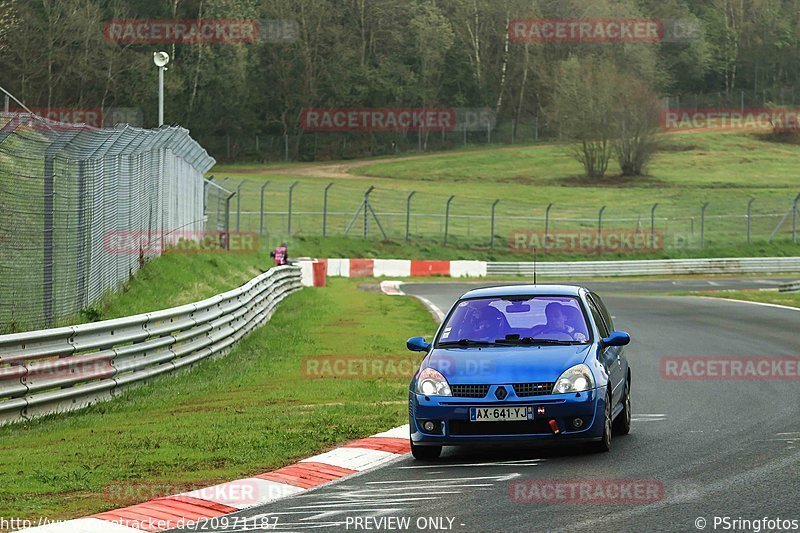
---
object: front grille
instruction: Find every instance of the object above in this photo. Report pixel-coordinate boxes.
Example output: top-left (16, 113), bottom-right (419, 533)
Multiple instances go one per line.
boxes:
top-left (450, 384), bottom-right (490, 398)
top-left (513, 382), bottom-right (555, 397)
top-left (449, 419), bottom-right (552, 436)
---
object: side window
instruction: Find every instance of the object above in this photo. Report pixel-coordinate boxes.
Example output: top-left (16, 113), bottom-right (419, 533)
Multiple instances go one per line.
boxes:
top-left (586, 297), bottom-right (610, 338)
top-left (590, 292), bottom-right (614, 331)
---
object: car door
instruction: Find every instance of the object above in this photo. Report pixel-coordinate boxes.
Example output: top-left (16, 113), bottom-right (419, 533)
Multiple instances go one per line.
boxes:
top-left (586, 293), bottom-right (625, 405)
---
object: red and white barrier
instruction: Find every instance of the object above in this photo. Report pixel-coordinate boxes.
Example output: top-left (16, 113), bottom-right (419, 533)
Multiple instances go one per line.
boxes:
top-left (297, 258), bottom-right (327, 286)
top-left (323, 258), bottom-right (486, 278)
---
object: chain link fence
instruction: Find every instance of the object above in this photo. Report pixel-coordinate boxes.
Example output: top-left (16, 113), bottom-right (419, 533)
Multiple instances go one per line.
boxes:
top-left (207, 178), bottom-right (800, 254)
top-left (0, 112), bottom-right (215, 332)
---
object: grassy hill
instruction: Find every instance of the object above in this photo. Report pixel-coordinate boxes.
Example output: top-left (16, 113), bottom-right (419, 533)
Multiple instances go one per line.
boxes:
top-left (212, 129), bottom-right (800, 260)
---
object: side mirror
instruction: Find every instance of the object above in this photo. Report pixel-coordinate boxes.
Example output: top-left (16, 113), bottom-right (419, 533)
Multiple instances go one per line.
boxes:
top-left (601, 331), bottom-right (630, 348)
top-left (407, 336), bottom-right (431, 352)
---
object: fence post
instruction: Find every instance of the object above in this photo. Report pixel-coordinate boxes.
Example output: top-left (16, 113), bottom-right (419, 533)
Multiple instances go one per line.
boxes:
top-left (217, 178), bottom-right (230, 230)
top-left (364, 186), bottom-right (375, 239)
top-left (650, 203), bottom-right (658, 248)
top-left (793, 193), bottom-right (800, 243)
top-left (259, 181), bottom-right (270, 236)
top-left (490, 199), bottom-right (500, 248)
top-left (288, 180), bottom-right (299, 234)
top-left (597, 206), bottom-right (606, 251)
top-left (444, 195), bottom-right (455, 245)
top-left (406, 191), bottom-right (416, 241)
top-left (205, 175), bottom-right (214, 214)
top-left (323, 182), bottom-right (333, 237)
top-left (284, 134), bottom-right (289, 161)
top-left (747, 197), bottom-right (755, 244)
top-left (700, 202), bottom-right (709, 249)
top-left (224, 191), bottom-right (235, 250)
top-left (236, 179), bottom-right (248, 231)
top-left (544, 203), bottom-right (553, 246)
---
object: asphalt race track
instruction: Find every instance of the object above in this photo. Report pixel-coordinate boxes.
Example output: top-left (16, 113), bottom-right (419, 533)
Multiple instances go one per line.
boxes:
top-left (171, 277), bottom-right (800, 532)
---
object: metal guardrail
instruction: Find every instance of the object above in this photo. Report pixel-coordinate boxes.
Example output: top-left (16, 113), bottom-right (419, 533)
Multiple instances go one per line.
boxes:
top-left (487, 257), bottom-right (800, 277)
top-left (0, 265), bottom-right (302, 425)
top-left (779, 280), bottom-right (800, 292)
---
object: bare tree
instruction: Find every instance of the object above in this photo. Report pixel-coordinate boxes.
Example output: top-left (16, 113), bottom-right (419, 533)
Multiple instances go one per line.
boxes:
top-left (613, 80), bottom-right (661, 176)
top-left (548, 57), bottom-right (616, 178)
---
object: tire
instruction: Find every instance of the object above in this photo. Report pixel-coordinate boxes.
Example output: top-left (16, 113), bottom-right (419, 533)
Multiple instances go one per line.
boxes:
top-left (411, 441), bottom-right (442, 460)
top-left (588, 392), bottom-right (613, 453)
top-left (613, 379), bottom-right (631, 436)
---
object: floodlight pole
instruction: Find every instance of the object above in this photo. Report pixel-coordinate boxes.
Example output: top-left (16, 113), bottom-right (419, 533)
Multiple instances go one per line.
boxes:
top-left (158, 66), bottom-right (164, 126)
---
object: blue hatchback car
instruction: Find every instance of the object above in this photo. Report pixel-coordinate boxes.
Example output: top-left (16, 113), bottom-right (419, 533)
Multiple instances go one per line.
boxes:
top-left (407, 285), bottom-right (631, 460)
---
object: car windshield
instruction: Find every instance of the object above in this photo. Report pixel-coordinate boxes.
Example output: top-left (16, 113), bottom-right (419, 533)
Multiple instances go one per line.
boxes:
top-left (438, 296), bottom-right (591, 346)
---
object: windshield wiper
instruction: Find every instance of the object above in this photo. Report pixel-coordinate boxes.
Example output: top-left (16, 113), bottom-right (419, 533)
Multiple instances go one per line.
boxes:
top-left (494, 337), bottom-right (576, 346)
top-left (438, 339), bottom-right (495, 347)
top-left (527, 338), bottom-right (577, 345)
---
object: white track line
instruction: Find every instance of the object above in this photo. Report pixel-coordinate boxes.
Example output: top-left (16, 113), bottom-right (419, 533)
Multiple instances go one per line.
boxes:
top-left (693, 296), bottom-right (800, 312)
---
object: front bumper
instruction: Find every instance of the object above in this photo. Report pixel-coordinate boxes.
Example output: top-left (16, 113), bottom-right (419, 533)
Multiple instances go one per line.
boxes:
top-left (409, 385), bottom-right (606, 446)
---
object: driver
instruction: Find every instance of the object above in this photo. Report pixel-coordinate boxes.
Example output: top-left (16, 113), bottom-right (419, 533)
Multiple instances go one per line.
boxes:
top-left (467, 301), bottom-right (508, 340)
top-left (535, 302), bottom-right (574, 340)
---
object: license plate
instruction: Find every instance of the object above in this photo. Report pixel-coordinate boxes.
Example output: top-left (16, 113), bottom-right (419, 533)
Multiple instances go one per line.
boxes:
top-left (469, 406), bottom-right (533, 422)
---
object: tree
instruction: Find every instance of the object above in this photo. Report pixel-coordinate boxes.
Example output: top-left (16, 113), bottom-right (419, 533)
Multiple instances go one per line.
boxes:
top-left (612, 80), bottom-right (662, 176)
top-left (548, 57), bottom-right (617, 179)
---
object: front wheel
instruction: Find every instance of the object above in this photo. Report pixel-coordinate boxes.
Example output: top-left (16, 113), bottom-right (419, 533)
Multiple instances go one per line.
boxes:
top-left (411, 441), bottom-right (442, 460)
top-left (587, 392), bottom-right (613, 453)
top-left (613, 379), bottom-right (631, 436)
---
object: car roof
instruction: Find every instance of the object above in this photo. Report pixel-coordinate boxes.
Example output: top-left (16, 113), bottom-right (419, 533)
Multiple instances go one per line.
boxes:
top-left (459, 284), bottom-right (585, 299)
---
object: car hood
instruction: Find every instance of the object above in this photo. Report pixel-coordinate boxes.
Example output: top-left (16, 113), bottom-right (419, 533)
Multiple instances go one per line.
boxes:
top-left (425, 344), bottom-right (593, 384)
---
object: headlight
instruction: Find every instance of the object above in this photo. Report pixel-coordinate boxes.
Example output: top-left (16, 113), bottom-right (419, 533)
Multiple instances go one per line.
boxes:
top-left (416, 367), bottom-right (452, 396)
top-left (552, 364), bottom-right (595, 394)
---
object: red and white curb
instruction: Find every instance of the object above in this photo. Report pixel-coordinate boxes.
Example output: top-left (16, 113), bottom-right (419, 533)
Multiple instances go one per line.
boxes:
top-left (21, 425), bottom-right (410, 533)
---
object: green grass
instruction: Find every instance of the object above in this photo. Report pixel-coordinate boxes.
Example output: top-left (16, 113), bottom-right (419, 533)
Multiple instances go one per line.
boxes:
top-left (71, 251), bottom-right (269, 324)
top-left (682, 289), bottom-right (800, 308)
top-left (0, 276), bottom-right (433, 519)
top-left (210, 130), bottom-right (800, 257)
